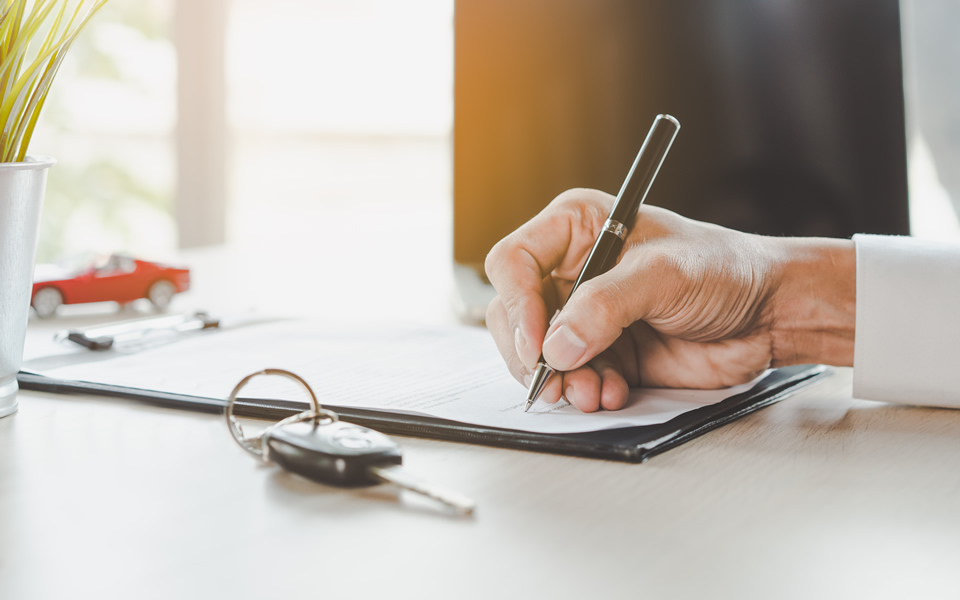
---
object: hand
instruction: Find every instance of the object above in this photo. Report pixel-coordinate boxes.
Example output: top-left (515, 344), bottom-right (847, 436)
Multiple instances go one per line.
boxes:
top-left (484, 188), bottom-right (855, 412)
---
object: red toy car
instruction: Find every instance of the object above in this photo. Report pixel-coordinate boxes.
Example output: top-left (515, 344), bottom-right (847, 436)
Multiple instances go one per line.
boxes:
top-left (31, 254), bottom-right (191, 318)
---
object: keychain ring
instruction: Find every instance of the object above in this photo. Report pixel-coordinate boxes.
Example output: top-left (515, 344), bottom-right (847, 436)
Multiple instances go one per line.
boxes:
top-left (225, 368), bottom-right (338, 459)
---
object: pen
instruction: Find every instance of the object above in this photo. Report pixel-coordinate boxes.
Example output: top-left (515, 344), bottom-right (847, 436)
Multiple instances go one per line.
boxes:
top-left (525, 114), bottom-right (680, 412)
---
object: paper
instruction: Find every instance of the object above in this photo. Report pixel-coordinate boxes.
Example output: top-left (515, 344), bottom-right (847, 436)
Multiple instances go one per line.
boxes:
top-left (22, 321), bottom-right (767, 434)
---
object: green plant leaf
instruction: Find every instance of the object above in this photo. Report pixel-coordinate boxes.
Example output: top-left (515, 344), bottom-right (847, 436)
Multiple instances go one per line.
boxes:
top-left (0, 0), bottom-right (106, 162)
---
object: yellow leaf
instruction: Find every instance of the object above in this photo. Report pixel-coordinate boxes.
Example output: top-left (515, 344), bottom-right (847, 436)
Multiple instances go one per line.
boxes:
top-left (0, 0), bottom-right (107, 162)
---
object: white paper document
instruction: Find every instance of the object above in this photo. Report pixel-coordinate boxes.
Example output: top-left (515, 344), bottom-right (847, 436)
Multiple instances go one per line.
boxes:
top-left (23, 321), bottom-right (767, 434)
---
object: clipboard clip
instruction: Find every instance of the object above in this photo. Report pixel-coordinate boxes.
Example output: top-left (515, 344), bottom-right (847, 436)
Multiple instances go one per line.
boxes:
top-left (56, 311), bottom-right (220, 351)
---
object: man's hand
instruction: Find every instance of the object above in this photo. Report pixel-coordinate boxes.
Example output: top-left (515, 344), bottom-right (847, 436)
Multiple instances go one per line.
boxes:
top-left (484, 188), bottom-right (855, 412)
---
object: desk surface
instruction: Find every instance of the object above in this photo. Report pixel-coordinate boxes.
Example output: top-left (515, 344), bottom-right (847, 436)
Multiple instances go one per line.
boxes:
top-left (2, 367), bottom-right (960, 600)
top-left (5, 224), bottom-right (960, 599)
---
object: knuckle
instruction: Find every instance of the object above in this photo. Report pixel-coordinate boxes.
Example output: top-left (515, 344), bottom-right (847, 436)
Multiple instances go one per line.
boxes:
top-left (636, 248), bottom-right (692, 281)
top-left (483, 240), bottom-right (507, 283)
top-left (549, 188), bottom-right (587, 208)
top-left (485, 295), bottom-right (504, 325)
top-left (550, 188), bottom-right (611, 224)
top-left (632, 205), bottom-right (680, 237)
top-left (640, 248), bottom-right (675, 273)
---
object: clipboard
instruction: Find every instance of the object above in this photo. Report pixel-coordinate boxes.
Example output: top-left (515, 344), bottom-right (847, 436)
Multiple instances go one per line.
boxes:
top-left (18, 364), bottom-right (828, 463)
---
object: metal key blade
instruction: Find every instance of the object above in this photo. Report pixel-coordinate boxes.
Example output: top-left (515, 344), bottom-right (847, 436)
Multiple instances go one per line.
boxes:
top-left (370, 465), bottom-right (476, 516)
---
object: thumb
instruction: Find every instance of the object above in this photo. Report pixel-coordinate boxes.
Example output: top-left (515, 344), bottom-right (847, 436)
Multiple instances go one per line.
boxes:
top-left (541, 256), bottom-right (660, 371)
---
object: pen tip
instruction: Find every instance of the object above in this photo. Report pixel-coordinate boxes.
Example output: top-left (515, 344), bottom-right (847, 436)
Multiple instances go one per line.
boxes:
top-left (524, 362), bottom-right (555, 413)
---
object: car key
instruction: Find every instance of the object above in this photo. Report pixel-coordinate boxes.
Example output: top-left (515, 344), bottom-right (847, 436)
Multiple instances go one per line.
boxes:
top-left (263, 418), bottom-right (476, 516)
top-left (225, 368), bottom-right (476, 516)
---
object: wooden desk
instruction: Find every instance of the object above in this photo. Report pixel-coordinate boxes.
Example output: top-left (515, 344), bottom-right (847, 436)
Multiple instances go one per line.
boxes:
top-left (2, 367), bottom-right (959, 599)
top-left (5, 220), bottom-right (960, 599)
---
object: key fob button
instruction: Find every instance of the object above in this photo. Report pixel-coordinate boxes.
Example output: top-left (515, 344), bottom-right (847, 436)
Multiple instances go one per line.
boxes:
top-left (333, 428), bottom-right (376, 449)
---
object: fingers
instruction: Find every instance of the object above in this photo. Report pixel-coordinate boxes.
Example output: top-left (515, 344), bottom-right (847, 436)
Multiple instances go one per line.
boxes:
top-left (537, 371), bottom-right (565, 405)
top-left (561, 367), bottom-right (601, 412)
top-left (486, 293), bottom-right (569, 406)
top-left (489, 294), bottom-right (630, 412)
top-left (541, 247), bottom-right (667, 371)
top-left (591, 351), bottom-right (631, 411)
top-left (486, 296), bottom-right (530, 384)
top-left (484, 189), bottom-right (614, 369)
top-left (550, 352), bottom-right (630, 413)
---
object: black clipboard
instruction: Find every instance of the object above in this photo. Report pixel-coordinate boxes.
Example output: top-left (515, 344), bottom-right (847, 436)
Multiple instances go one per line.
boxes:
top-left (18, 364), bottom-right (828, 463)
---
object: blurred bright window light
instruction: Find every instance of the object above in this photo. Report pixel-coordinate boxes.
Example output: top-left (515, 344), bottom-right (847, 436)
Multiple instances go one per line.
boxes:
top-left (225, 0), bottom-right (455, 247)
top-left (33, 0), bottom-right (455, 261)
top-left (64, 21), bottom-right (175, 135)
top-left (30, 0), bottom-right (176, 263)
top-left (228, 0), bottom-right (453, 137)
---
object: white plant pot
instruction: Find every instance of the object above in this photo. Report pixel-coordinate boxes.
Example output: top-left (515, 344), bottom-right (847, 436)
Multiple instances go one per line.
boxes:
top-left (0, 156), bottom-right (55, 418)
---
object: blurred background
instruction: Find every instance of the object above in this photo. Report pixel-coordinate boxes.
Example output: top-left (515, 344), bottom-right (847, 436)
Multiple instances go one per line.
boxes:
top-left (31, 0), bottom-right (453, 264)
top-left (28, 0), bottom-right (960, 266)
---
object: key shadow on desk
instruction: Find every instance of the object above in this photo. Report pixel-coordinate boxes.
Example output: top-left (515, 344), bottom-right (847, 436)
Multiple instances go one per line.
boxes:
top-left (265, 470), bottom-right (472, 521)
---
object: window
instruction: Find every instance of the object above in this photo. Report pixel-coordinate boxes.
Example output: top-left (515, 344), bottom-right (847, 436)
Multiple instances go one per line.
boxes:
top-left (225, 0), bottom-right (454, 246)
top-left (32, 0), bottom-right (176, 262)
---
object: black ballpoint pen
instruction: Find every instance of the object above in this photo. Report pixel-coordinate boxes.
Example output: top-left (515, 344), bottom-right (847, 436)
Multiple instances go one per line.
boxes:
top-left (524, 114), bottom-right (680, 412)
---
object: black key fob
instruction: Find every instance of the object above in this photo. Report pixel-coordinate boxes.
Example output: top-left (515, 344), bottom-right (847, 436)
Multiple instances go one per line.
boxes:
top-left (263, 419), bottom-right (403, 487)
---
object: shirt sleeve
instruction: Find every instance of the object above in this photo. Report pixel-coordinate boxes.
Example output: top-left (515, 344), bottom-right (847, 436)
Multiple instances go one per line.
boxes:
top-left (853, 234), bottom-right (960, 408)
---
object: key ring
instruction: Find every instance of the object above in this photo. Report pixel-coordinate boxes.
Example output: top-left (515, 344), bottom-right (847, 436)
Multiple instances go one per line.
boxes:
top-left (225, 368), bottom-right (339, 460)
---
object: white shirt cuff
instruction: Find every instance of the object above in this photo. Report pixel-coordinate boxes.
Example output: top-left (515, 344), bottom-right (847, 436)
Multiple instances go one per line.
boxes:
top-left (853, 234), bottom-right (960, 408)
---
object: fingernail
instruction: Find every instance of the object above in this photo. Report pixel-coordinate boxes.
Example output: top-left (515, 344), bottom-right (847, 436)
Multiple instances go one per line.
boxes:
top-left (514, 327), bottom-right (530, 367)
top-left (522, 372), bottom-right (532, 388)
top-left (542, 325), bottom-right (588, 370)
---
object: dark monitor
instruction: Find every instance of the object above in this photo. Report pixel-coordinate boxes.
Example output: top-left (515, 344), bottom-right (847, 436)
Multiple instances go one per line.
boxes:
top-left (454, 0), bottom-right (909, 274)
